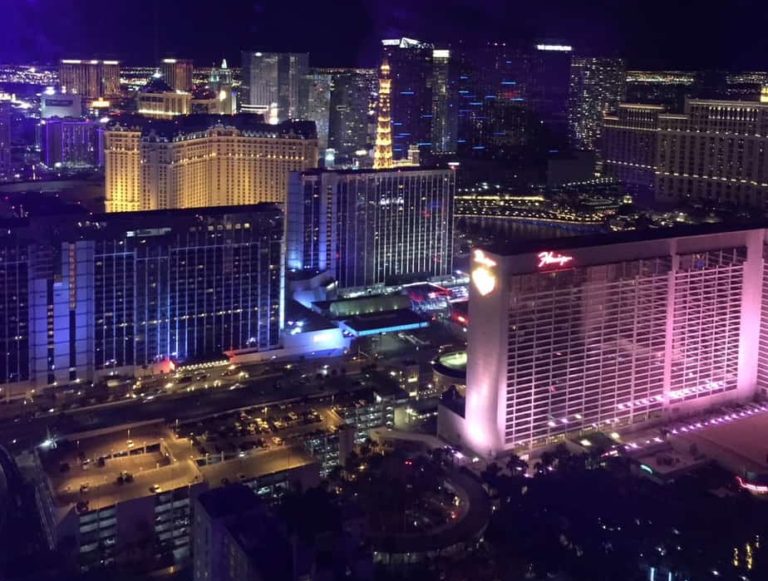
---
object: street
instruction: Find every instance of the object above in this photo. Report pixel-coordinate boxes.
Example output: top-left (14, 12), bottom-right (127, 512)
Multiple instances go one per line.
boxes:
top-left (0, 321), bottom-right (466, 454)
top-left (0, 368), bottom-right (370, 453)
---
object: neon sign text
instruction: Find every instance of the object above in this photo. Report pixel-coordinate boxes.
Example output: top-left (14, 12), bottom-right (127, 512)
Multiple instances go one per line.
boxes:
top-left (537, 251), bottom-right (574, 269)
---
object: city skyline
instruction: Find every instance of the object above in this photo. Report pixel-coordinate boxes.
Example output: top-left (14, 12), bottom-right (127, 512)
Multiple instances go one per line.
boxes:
top-left (3, 0), bottom-right (768, 70)
top-left (5, 3), bottom-right (768, 580)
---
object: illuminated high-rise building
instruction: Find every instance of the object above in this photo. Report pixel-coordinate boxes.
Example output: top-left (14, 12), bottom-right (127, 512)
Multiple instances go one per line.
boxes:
top-left (440, 226), bottom-right (768, 457)
top-left (601, 103), bottom-right (665, 198)
top-left (287, 167), bottom-right (455, 290)
top-left (40, 118), bottom-right (103, 169)
top-left (430, 49), bottom-right (458, 154)
top-left (300, 71), bottom-right (332, 151)
top-left (603, 99), bottom-right (768, 207)
top-left (327, 68), bottom-right (376, 165)
top-left (240, 52), bottom-right (309, 121)
top-left (58, 59), bottom-right (120, 100)
top-left (135, 73), bottom-right (192, 118)
top-left (240, 51), bottom-right (277, 117)
top-left (656, 99), bottom-right (768, 208)
top-left (160, 58), bottom-right (194, 92)
top-left (0, 206), bottom-right (283, 398)
top-left (452, 42), bottom-right (530, 160)
top-left (373, 60), bottom-right (394, 169)
top-left (381, 38), bottom-right (435, 159)
top-left (209, 59), bottom-right (235, 115)
top-left (528, 43), bottom-right (573, 147)
top-left (104, 114), bottom-right (317, 212)
top-left (0, 102), bottom-right (10, 181)
top-left (568, 57), bottom-right (626, 151)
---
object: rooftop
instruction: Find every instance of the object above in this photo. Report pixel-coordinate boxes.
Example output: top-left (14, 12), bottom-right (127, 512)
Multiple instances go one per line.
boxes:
top-left (333, 384), bottom-right (408, 411)
top-left (138, 76), bottom-right (176, 94)
top-left (618, 103), bottom-right (667, 110)
top-left (435, 351), bottom-right (467, 372)
top-left (41, 424), bottom-right (321, 514)
top-left (369, 469), bottom-right (490, 555)
top-left (341, 309), bottom-right (428, 336)
top-left (634, 446), bottom-right (707, 480)
top-left (301, 165), bottom-right (452, 177)
top-left (687, 98), bottom-right (768, 108)
top-left (41, 424), bottom-right (201, 512)
top-left (198, 445), bottom-right (317, 487)
top-left (227, 511), bottom-right (293, 580)
top-left (105, 114), bottom-right (317, 140)
top-left (480, 219), bottom-right (768, 257)
top-left (285, 300), bottom-right (337, 332)
top-left (197, 483), bottom-right (264, 519)
top-left (192, 86), bottom-right (217, 100)
top-left (433, 351), bottom-right (468, 382)
top-left (673, 408), bottom-right (768, 475)
top-left (0, 203), bottom-right (283, 242)
top-left (313, 294), bottom-right (411, 318)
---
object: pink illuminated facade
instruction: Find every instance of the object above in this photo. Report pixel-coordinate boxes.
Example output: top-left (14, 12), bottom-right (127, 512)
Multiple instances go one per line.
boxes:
top-left (439, 227), bottom-right (768, 457)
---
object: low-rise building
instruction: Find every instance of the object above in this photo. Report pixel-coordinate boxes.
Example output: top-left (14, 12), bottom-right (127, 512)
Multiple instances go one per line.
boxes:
top-left (302, 424), bottom-right (356, 476)
top-left (29, 423), bottom-right (204, 573)
top-left (136, 75), bottom-right (191, 119)
top-left (332, 387), bottom-right (406, 444)
top-left (193, 484), bottom-right (373, 581)
top-left (25, 422), bottom-right (318, 575)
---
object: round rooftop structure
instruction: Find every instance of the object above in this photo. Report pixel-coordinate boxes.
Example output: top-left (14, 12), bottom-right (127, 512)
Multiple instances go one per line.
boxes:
top-left (432, 350), bottom-right (467, 391)
top-left (370, 469), bottom-right (490, 565)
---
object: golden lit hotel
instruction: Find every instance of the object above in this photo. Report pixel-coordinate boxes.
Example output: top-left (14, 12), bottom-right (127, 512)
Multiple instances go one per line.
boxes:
top-left (104, 115), bottom-right (318, 212)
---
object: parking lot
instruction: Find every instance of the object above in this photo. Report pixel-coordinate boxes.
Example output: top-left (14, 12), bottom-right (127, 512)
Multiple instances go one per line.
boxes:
top-left (178, 396), bottom-right (344, 460)
top-left (40, 424), bottom-right (201, 512)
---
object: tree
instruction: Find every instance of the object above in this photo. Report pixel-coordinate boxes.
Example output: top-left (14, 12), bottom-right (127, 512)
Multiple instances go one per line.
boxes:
top-left (482, 462), bottom-right (502, 490)
top-left (327, 465), bottom-right (344, 484)
top-left (506, 453), bottom-right (529, 476)
top-left (535, 451), bottom-right (556, 476)
top-left (359, 437), bottom-right (374, 458)
top-left (345, 450), bottom-right (360, 474)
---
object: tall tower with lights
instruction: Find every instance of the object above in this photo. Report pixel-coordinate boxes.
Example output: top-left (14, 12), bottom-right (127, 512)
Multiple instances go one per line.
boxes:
top-left (210, 59), bottom-right (235, 115)
top-left (373, 60), bottom-right (394, 169)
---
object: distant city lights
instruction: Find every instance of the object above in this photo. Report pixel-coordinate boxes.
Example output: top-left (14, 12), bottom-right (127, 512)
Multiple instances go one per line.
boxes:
top-left (536, 44), bottom-right (573, 52)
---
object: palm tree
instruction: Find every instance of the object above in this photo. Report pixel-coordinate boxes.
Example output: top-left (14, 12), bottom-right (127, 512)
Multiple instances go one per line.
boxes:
top-left (345, 450), bottom-right (360, 474)
top-left (535, 451), bottom-right (556, 475)
top-left (482, 462), bottom-right (502, 489)
top-left (506, 453), bottom-right (529, 476)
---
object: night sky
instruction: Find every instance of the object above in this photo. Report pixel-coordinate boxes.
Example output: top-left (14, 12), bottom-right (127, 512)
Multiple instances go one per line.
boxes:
top-left (1, 0), bottom-right (767, 70)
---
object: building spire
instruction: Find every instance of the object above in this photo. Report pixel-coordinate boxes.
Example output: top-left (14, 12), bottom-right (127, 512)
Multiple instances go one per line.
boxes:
top-left (373, 59), bottom-right (394, 169)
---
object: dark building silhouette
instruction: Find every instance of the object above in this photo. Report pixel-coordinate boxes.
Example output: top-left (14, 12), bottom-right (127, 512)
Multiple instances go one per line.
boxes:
top-left (381, 38), bottom-right (435, 159)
